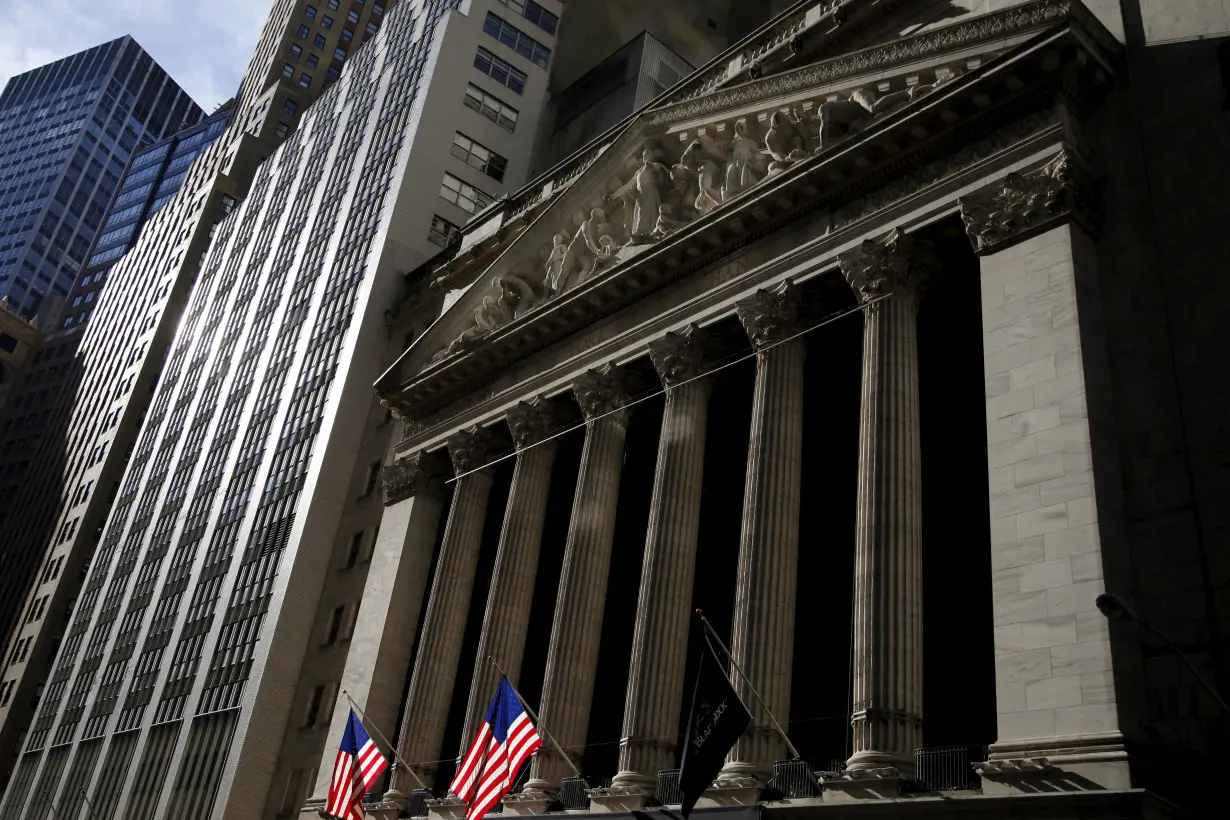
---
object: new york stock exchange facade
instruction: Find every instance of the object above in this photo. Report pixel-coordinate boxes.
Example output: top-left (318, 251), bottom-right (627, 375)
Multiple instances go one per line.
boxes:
top-left (302, 1), bottom-right (1224, 818)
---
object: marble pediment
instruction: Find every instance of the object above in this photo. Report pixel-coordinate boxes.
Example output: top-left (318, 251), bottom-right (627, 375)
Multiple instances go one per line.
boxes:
top-left (382, 0), bottom-right (1118, 420)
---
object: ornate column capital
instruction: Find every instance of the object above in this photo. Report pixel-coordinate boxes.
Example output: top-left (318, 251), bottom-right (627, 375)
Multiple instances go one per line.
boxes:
top-left (648, 324), bottom-right (710, 388)
top-left (572, 364), bottom-right (640, 424)
top-left (446, 427), bottom-right (499, 476)
top-left (381, 451), bottom-right (446, 505)
top-left (958, 149), bottom-right (1100, 255)
top-left (735, 282), bottom-right (803, 350)
top-left (506, 396), bottom-right (566, 450)
top-left (839, 228), bottom-right (932, 310)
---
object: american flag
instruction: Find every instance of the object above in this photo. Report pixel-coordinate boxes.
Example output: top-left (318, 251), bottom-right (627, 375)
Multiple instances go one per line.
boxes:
top-left (325, 710), bottom-right (389, 820)
top-left (451, 676), bottom-right (543, 820)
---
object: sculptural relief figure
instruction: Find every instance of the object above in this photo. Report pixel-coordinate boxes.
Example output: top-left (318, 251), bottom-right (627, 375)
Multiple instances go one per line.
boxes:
top-left (544, 232), bottom-right (569, 293)
top-left (723, 120), bottom-right (760, 200)
top-left (629, 149), bottom-right (668, 240)
top-left (665, 162), bottom-right (700, 223)
top-left (764, 109), bottom-right (811, 177)
top-left (681, 140), bottom-right (723, 215)
top-left (651, 203), bottom-right (690, 239)
top-left (558, 208), bottom-right (616, 291)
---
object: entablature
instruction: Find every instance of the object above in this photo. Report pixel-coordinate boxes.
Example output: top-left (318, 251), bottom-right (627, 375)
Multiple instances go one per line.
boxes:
top-left (379, 0), bottom-right (1119, 438)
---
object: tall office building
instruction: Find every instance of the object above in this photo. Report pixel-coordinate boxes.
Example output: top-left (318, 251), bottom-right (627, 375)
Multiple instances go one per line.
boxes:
top-left (0, 37), bottom-right (203, 322)
top-left (0, 0), bottom-right (397, 792)
top-left (61, 104), bottom-right (234, 331)
top-left (0, 0), bottom-right (761, 816)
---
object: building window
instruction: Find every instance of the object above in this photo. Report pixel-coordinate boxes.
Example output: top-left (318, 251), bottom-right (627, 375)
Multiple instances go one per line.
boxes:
top-left (275, 121), bottom-right (290, 138)
top-left (327, 67), bottom-right (341, 81)
top-left (323, 606), bottom-right (345, 645)
top-left (313, 33), bottom-right (327, 48)
top-left (327, 0), bottom-right (339, 8)
top-left (282, 62), bottom-right (295, 78)
top-left (361, 461), bottom-right (381, 497)
top-left (439, 173), bottom-right (495, 215)
top-left (322, 15), bottom-right (334, 29)
top-left (299, 73), bottom-right (312, 88)
top-left (451, 133), bottom-right (508, 181)
top-left (297, 24), bottom-right (310, 38)
top-left (283, 99), bottom-right (298, 115)
top-left (303, 685), bottom-right (325, 727)
top-left (373, 2), bottom-right (385, 13)
top-left (334, 46), bottom-right (347, 61)
top-left (463, 84), bottom-right (519, 132)
top-left (483, 12), bottom-right (551, 68)
top-left (473, 47), bottom-right (526, 94)
top-left (289, 43), bottom-right (303, 57)
top-left (344, 531), bottom-right (364, 568)
top-left (307, 53), bottom-right (319, 67)
top-left (346, 9), bottom-right (360, 23)
top-left (428, 215), bottom-right (462, 248)
top-left (305, 4), bottom-right (317, 18)
top-left (498, 0), bottom-right (558, 35)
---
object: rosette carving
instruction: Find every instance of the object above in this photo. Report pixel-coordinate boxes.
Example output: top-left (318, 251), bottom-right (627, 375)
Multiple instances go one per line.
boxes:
top-left (447, 427), bottom-right (499, 476)
top-left (572, 364), bottom-right (640, 424)
top-left (381, 451), bottom-right (445, 505)
top-left (735, 281), bottom-right (803, 350)
top-left (648, 324), bottom-right (710, 387)
top-left (839, 228), bottom-right (933, 311)
top-left (505, 397), bottom-right (565, 450)
top-left (958, 149), bottom-right (1096, 254)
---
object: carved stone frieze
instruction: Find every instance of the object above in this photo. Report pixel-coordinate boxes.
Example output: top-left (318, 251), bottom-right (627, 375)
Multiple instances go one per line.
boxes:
top-left (572, 364), bottom-right (640, 424)
top-left (736, 282), bottom-right (804, 350)
top-left (958, 148), bottom-right (1097, 254)
top-left (381, 451), bottom-right (445, 505)
top-left (447, 427), bottom-right (499, 476)
top-left (648, 325), bottom-right (711, 387)
top-left (505, 397), bottom-right (566, 450)
top-left (839, 228), bottom-right (933, 310)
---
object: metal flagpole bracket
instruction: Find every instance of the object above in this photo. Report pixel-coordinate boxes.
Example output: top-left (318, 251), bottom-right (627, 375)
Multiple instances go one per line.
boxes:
top-left (342, 688), bottom-right (430, 790)
top-left (486, 656), bottom-right (584, 779)
top-left (695, 610), bottom-right (823, 792)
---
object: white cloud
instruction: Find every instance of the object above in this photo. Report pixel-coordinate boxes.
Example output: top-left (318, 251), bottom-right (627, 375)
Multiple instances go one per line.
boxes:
top-left (0, 0), bottom-right (268, 113)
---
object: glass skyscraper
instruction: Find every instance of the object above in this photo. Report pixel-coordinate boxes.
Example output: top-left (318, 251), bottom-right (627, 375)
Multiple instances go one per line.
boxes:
top-left (0, 37), bottom-right (202, 322)
top-left (61, 104), bottom-right (233, 330)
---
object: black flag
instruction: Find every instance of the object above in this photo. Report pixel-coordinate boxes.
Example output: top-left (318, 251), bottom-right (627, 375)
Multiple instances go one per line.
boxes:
top-left (678, 634), bottom-right (752, 818)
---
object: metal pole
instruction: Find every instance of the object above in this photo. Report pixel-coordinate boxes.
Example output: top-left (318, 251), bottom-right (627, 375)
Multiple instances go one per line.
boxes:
top-left (486, 656), bottom-right (584, 779)
top-left (341, 689), bottom-right (430, 790)
top-left (697, 611), bottom-right (823, 792)
top-left (79, 788), bottom-right (97, 820)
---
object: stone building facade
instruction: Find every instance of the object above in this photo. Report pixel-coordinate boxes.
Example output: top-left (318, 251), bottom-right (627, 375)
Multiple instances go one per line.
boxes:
top-left (304, 0), bottom-right (1230, 818)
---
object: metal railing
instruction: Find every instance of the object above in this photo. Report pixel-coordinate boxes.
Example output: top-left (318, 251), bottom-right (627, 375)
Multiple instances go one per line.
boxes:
top-left (765, 759), bottom-right (818, 799)
top-left (407, 789), bottom-right (432, 817)
top-left (559, 776), bottom-right (590, 811)
top-left (914, 745), bottom-right (986, 792)
top-left (656, 769), bottom-right (683, 806)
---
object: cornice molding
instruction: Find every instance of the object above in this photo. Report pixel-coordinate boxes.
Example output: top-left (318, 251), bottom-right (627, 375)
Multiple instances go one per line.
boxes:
top-left (645, 0), bottom-right (1090, 127)
top-left (381, 451), bottom-right (445, 505)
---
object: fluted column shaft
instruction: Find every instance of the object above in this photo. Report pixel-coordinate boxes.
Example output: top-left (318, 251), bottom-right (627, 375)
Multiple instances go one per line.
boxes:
top-left (841, 230), bottom-right (929, 776)
top-left (525, 368), bottom-right (637, 793)
top-left (458, 399), bottom-right (563, 753)
top-left (614, 326), bottom-right (712, 789)
top-left (722, 284), bottom-right (807, 782)
top-left (387, 431), bottom-right (496, 796)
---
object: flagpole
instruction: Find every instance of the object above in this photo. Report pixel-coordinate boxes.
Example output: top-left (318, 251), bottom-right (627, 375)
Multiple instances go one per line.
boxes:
top-left (695, 610), bottom-right (806, 763)
top-left (341, 689), bottom-right (429, 791)
top-left (486, 656), bottom-right (584, 779)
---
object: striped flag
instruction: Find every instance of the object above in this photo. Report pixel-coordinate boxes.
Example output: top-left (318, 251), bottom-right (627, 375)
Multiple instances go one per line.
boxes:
top-left (325, 710), bottom-right (389, 820)
top-left (450, 676), bottom-right (543, 820)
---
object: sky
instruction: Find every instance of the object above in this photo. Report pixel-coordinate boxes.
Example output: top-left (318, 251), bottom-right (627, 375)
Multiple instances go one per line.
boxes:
top-left (0, 0), bottom-right (270, 113)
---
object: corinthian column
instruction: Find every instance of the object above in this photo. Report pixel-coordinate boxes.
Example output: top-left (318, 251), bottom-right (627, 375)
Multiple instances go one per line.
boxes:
top-left (720, 283), bottom-right (807, 784)
top-left (839, 228), bottom-right (930, 777)
top-left (386, 429), bottom-right (497, 798)
top-left (519, 366), bottom-right (639, 798)
top-left (612, 325), bottom-right (712, 794)
top-left (457, 397), bottom-right (565, 754)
